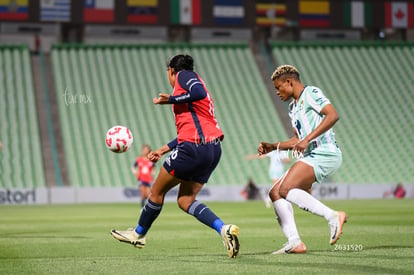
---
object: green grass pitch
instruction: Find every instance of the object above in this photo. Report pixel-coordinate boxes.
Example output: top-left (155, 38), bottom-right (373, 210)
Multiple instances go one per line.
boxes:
top-left (1, 199), bottom-right (413, 274)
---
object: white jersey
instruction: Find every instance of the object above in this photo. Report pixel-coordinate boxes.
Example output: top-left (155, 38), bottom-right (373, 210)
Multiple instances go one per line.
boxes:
top-left (288, 86), bottom-right (340, 156)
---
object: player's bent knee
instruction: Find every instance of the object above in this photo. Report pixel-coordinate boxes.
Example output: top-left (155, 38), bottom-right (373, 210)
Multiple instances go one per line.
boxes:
top-left (269, 187), bottom-right (281, 202)
top-left (177, 197), bottom-right (192, 212)
top-left (278, 186), bottom-right (289, 198)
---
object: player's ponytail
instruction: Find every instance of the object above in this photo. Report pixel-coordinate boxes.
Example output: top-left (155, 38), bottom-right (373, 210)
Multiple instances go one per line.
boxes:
top-left (167, 54), bottom-right (194, 72)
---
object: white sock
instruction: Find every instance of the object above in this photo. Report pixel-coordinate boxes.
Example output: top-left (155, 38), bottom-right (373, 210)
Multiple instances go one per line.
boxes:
top-left (286, 188), bottom-right (336, 221)
top-left (273, 199), bottom-right (301, 244)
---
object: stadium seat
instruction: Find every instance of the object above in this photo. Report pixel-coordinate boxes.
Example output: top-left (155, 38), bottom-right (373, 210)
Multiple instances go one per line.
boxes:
top-left (0, 46), bottom-right (46, 188)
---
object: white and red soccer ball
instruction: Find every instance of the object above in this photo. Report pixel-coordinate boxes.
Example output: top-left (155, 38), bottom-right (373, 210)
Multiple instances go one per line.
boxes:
top-left (105, 125), bottom-right (133, 153)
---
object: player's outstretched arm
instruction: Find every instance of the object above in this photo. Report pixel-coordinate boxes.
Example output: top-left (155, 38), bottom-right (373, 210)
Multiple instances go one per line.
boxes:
top-left (245, 154), bottom-right (267, 160)
top-left (258, 134), bottom-right (299, 156)
top-left (153, 84), bottom-right (207, 105)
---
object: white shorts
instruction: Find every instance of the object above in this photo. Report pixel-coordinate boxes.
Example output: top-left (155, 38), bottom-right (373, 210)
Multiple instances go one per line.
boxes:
top-left (298, 149), bottom-right (342, 183)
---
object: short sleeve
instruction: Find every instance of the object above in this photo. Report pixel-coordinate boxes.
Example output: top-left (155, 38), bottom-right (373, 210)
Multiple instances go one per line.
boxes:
top-left (305, 87), bottom-right (331, 114)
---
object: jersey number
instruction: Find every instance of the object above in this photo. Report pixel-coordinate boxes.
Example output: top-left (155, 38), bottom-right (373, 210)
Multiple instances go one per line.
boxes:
top-left (295, 120), bottom-right (302, 136)
top-left (207, 93), bottom-right (221, 130)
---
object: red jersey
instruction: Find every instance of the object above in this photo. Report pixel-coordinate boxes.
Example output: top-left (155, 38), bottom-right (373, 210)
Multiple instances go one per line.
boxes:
top-left (172, 71), bottom-right (223, 143)
top-left (134, 157), bottom-right (154, 183)
top-left (394, 186), bottom-right (406, 198)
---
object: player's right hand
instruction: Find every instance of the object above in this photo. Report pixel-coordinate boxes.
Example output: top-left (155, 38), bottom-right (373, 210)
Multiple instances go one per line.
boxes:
top-left (153, 94), bottom-right (170, 105)
top-left (258, 142), bottom-right (273, 155)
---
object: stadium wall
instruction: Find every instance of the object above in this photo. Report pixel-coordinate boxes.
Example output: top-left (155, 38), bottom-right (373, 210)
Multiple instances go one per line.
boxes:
top-left (1, 184), bottom-right (413, 205)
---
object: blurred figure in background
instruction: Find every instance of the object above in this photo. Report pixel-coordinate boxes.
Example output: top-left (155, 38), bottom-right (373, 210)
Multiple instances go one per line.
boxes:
top-left (246, 150), bottom-right (291, 207)
top-left (383, 183), bottom-right (406, 199)
top-left (132, 144), bottom-right (155, 207)
top-left (241, 178), bottom-right (262, 201)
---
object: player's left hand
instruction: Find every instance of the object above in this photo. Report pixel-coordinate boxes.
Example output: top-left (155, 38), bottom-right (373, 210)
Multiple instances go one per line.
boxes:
top-left (148, 150), bottom-right (162, 163)
top-left (293, 139), bottom-right (309, 153)
top-left (153, 94), bottom-right (170, 104)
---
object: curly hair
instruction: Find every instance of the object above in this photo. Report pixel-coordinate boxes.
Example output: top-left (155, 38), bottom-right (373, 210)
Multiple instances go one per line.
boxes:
top-left (271, 65), bottom-right (300, 81)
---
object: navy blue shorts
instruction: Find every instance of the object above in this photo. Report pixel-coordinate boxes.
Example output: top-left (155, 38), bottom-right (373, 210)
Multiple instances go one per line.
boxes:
top-left (163, 141), bottom-right (222, 183)
top-left (138, 181), bottom-right (152, 187)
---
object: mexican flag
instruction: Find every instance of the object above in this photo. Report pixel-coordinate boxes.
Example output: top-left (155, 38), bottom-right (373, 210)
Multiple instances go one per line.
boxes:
top-left (171, 0), bottom-right (201, 25)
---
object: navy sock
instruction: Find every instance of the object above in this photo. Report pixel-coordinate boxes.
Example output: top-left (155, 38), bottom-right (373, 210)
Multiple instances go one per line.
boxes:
top-left (135, 199), bottom-right (162, 236)
top-left (187, 200), bottom-right (225, 234)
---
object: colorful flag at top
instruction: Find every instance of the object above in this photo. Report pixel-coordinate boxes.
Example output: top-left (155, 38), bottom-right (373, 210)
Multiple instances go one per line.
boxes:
top-left (299, 0), bottom-right (330, 27)
top-left (83, 0), bottom-right (114, 23)
top-left (127, 0), bottom-right (158, 24)
top-left (385, 1), bottom-right (414, 28)
top-left (343, 1), bottom-right (372, 28)
top-left (256, 2), bottom-right (287, 27)
top-left (213, 0), bottom-right (245, 26)
top-left (171, 0), bottom-right (201, 25)
top-left (0, 0), bottom-right (28, 21)
top-left (40, 0), bottom-right (71, 22)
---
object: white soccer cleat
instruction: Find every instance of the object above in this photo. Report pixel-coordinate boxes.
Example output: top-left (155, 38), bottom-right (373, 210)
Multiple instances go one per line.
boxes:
top-left (110, 228), bottom-right (146, 248)
top-left (329, 211), bottom-right (347, 245)
top-left (220, 224), bottom-right (240, 258)
top-left (272, 240), bottom-right (307, 255)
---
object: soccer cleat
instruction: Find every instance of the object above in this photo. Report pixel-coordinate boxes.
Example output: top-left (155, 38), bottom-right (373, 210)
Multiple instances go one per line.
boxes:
top-left (329, 211), bottom-right (347, 245)
top-left (110, 228), bottom-right (146, 248)
top-left (221, 224), bottom-right (240, 258)
top-left (272, 240), bottom-right (307, 255)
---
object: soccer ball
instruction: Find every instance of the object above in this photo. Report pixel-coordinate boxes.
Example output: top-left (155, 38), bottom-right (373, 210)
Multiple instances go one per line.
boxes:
top-left (105, 125), bottom-right (133, 153)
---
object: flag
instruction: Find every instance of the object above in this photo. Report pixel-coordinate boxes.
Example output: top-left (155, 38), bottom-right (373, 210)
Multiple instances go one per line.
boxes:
top-left (0, 0), bottom-right (28, 20)
top-left (40, 0), bottom-right (71, 22)
top-left (299, 0), bottom-right (330, 27)
top-left (256, 2), bottom-right (287, 27)
top-left (213, 0), bottom-right (245, 26)
top-left (127, 0), bottom-right (158, 24)
top-left (343, 1), bottom-right (372, 28)
top-left (385, 2), bottom-right (414, 28)
top-left (171, 0), bottom-right (201, 25)
top-left (83, 0), bottom-right (114, 23)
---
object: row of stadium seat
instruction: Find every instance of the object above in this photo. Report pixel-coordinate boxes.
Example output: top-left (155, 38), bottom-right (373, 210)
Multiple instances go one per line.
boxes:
top-left (3, 42), bottom-right (412, 189)
top-left (51, 44), bottom-right (288, 187)
top-left (0, 46), bottom-right (45, 188)
top-left (272, 42), bottom-right (414, 184)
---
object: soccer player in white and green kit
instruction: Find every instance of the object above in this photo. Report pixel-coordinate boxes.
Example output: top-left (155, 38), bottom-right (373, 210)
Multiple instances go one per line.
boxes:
top-left (258, 65), bottom-right (347, 254)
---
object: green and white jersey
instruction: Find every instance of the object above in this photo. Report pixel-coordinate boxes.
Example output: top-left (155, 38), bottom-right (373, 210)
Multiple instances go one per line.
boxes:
top-left (288, 86), bottom-right (340, 155)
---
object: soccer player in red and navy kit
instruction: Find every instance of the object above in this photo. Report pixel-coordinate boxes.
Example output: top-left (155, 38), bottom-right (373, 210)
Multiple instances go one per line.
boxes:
top-left (132, 144), bottom-right (155, 207)
top-left (111, 54), bottom-right (240, 258)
